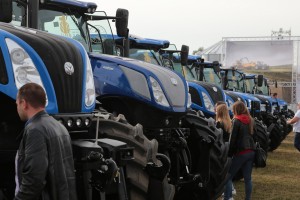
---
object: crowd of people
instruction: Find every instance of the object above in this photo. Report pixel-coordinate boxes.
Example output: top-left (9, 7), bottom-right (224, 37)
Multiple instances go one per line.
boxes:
top-left (12, 83), bottom-right (300, 200)
top-left (215, 101), bottom-right (255, 200)
top-left (215, 97), bottom-right (300, 200)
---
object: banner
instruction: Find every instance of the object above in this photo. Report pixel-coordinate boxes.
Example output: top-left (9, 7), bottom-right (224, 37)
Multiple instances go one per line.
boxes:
top-left (224, 40), bottom-right (293, 82)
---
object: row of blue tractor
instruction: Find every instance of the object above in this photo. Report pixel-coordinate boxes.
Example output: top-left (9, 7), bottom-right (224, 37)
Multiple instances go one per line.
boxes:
top-left (0, 0), bottom-right (231, 200)
top-left (114, 34), bottom-right (293, 154)
top-left (92, 33), bottom-right (231, 199)
top-left (185, 55), bottom-right (292, 152)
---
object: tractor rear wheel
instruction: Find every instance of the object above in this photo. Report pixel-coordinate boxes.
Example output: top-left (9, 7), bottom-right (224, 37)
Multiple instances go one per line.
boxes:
top-left (178, 111), bottom-right (231, 200)
top-left (89, 110), bottom-right (174, 200)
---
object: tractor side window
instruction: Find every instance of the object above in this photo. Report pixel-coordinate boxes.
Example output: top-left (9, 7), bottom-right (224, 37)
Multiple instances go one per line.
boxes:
top-left (0, 48), bottom-right (8, 84)
top-left (11, 2), bottom-right (25, 26)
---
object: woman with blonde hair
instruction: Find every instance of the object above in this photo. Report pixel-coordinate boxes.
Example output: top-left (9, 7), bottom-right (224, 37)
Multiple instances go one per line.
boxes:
top-left (216, 104), bottom-right (232, 142)
top-left (223, 101), bottom-right (255, 200)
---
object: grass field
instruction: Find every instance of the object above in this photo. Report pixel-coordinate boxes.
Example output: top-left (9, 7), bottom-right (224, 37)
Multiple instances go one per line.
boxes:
top-left (229, 132), bottom-right (300, 200)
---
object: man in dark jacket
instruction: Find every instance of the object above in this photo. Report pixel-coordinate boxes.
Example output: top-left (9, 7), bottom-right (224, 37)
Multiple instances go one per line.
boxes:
top-left (15, 83), bottom-right (77, 200)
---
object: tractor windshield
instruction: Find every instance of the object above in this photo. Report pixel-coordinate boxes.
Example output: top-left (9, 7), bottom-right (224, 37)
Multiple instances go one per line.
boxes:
top-left (244, 78), bottom-right (255, 93)
top-left (244, 77), bottom-right (269, 95)
top-left (203, 68), bottom-right (221, 86)
top-left (225, 70), bottom-right (245, 92)
top-left (12, 2), bottom-right (116, 55)
top-left (11, 2), bottom-right (90, 51)
top-left (129, 48), bottom-right (162, 65)
top-left (182, 65), bottom-right (196, 81)
top-left (257, 82), bottom-right (269, 95)
top-left (38, 9), bottom-right (90, 51)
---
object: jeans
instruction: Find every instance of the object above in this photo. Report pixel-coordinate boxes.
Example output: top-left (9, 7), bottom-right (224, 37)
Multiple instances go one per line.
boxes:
top-left (224, 151), bottom-right (255, 200)
top-left (294, 132), bottom-right (300, 152)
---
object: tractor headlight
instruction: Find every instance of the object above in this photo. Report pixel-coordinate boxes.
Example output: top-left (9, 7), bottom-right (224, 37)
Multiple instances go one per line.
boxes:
top-left (150, 77), bottom-right (170, 107)
top-left (84, 52), bottom-right (95, 107)
top-left (261, 104), bottom-right (266, 112)
top-left (248, 99), bottom-right (252, 109)
top-left (76, 118), bottom-right (82, 127)
top-left (186, 81), bottom-right (192, 108)
top-left (227, 98), bottom-right (234, 111)
top-left (85, 118), bottom-right (90, 126)
top-left (187, 92), bottom-right (192, 108)
top-left (202, 92), bottom-right (214, 112)
top-left (279, 105), bottom-right (283, 111)
top-left (11, 48), bottom-right (26, 64)
top-left (272, 105), bottom-right (278, 113)
top-left (6, 38), bottom-right (48, 104)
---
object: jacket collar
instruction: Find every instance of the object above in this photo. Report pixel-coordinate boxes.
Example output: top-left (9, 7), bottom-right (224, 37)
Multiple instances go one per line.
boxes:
top-left (26, 110), bottom-right (48, 126)
top-left (234, 114), bottom-right (250, 124)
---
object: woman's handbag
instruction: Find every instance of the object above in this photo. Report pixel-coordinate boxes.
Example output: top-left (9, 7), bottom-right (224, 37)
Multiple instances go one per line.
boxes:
top-left (254, 142), bottom-right (267, 168)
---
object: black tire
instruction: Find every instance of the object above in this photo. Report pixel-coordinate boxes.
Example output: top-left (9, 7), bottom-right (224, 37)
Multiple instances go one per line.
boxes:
top-left (263, 113), bottom-right (284, 151)
top-left (287, 109), bottom-right (295, 119)
top-left (178, 111), bottom-right (231, 200)
top-left (277, 115), bottom-right (291, 138)
top-left (253, 119), bottom-right (269, 152)
top-left (89, 111), bottom-right (174, 200)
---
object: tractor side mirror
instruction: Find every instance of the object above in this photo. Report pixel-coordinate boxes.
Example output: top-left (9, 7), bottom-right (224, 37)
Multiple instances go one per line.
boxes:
top-left (0, 0), bottom-right (12, 23)
top-left (115, 8), bottom-right (129, 37)
top-left (212, 61), bottom-right (220, 73)
top-left (180, 45), bottom-right (189, 66)
top-left (257, 75), bottom-right (263, 87)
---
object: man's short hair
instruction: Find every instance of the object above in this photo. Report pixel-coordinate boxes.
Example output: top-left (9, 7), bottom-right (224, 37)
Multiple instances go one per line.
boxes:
top-left (18, 83), bottom-right (46, 108)
top-left (273, 93), bottom-right (277, 97)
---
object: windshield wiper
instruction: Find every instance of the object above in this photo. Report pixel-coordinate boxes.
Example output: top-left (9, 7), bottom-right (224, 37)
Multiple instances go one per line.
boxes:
top-left (69, 13), bottom-right (87, 44)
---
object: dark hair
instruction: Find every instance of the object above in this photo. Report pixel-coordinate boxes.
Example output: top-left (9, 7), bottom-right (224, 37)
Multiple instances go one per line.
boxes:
top-left (272, 93), bottom-right (277, 97)
top-left (232, 101), bottom-right (254, 134)
top-left (18, 83), bottom-right (46, 108)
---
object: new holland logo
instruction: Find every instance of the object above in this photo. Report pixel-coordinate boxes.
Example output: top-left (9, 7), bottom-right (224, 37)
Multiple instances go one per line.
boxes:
top-left (64, 62), bottom-right (74, 75)
top-left (212, 87), bottom-right (218, 92)
top-left (170, 77), bottom-right (178, 86)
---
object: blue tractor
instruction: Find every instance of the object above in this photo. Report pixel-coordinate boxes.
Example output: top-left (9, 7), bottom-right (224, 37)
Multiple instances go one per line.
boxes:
top-left (243, 73), bottom-right (294, 119)
top-left (92, 34), bottom-right (231, 199)
top-left (0, 1), bottom-right (174, 200)
top-left (159, 45), bottom-right (226, 118)
top-left (7, 1), bottom-right (231, 199)
top-left (243, 74), bottom-right (293, 149)
top-left (0, 14), bottom-right (135, 200)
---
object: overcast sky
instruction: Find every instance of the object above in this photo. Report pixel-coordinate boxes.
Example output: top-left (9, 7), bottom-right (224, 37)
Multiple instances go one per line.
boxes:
top-left (85, 0), bottom-right (300, 53)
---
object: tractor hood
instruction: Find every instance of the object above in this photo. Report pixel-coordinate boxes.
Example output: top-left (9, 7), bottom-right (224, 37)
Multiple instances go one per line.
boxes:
top-left (254, 94), bottom-right (279, 113)
top-left (188, 80), bottom-right (225, 117)
top-left (89, 53), bottom-right (188, 112)
top-left (277, 98), bottom-right (287, 106)
top-left (226, 91), bottom-right (260, 111)
top-left (0, 23), bottom-right (95, 114)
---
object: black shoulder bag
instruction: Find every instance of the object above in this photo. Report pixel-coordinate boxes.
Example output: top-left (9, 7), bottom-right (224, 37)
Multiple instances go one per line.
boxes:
top-left (254, 142), bottom-right (267, 168)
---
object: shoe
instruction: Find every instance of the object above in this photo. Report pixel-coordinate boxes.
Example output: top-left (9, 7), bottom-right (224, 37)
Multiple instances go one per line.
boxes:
top-left (232, 188), bottom-right (236, 195)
